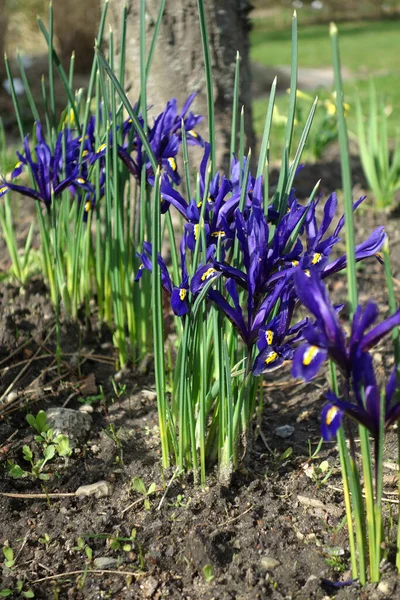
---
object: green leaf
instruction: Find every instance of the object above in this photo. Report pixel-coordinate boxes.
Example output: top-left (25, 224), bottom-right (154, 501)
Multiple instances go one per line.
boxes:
top-left (8, 463), bottom-right (26, 479)
top-left (280, 447), bottom-right (293, 461)
top-left (26, 414), bottom-right (37, 429)
top-left (131, 477), bottom-right (147, 496)
top-left (39, 473), bottom-right (51, 481)
top-left (23, 591), bottom-right (35, 598)
top-left (2, 547), bottom-right (13, 562)
top-left (55, 435), bottom-right (71, 457)
top-left (43, 445), bottom-right (56, 461)
top-left (147, 482), bottom-right (156, 496)
top-left (22, 445), bottom-right (33, 462)
top-left (0, 590), bottom-right (13, 597)
top-left (36, 410), bottom-right (49, 433)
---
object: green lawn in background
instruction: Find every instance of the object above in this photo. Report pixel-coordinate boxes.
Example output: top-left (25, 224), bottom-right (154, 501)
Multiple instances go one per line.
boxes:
top-left (251, 17), bottom-right (400, 160)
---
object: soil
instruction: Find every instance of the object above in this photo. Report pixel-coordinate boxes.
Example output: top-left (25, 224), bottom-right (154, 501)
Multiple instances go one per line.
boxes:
top-left (1, 159), bottom-right (400, 600)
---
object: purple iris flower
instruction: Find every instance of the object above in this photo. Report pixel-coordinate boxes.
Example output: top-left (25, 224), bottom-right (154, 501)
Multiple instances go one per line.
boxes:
top-left (135, 239), bottom-right (192, 318)
top-left (3, 123), bottom-right (93, 210)
top-left (159, 144), bottom-right (236, 250)
top-left (253, 305), bottom-right (308, 375)
top-left (321, 351), bottom-right (400, 443)
top-left (117, 95), bottom-right (204, 186)
top-left (292, 269), bottom-right (400, 381)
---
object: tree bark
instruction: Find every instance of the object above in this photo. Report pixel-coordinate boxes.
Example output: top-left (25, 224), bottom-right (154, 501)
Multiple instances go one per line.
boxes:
top-left (53, 0), bottom-right (101, 73)
top-left (107, 0), bottom-right (255, 172)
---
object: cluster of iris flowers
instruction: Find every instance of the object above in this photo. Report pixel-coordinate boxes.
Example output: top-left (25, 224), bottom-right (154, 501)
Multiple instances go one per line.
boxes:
top-left (0, 94), bottom-right (204, 212)
top-left (136, 141), bottom-right (387, 385)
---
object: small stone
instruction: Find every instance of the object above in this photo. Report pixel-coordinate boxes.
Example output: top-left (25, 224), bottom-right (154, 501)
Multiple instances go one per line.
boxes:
top-left (46, 408), bottom-right (92, 448)
top-left (59, 507), bottom-right (68, 515)
top-left (114, 367), bottom-right (130, 382)
top-left (260, 556), bottom-right (280, 570)
top-left (297, 495), bottom-right (325, 509)
top-left (90, 444), bottom-right (100, 454)
top-left (275, 425), bottom-right (295, 439)
top-left (140, 576), bottom-right (159, 598)
top-left (93, 556), bottom-right (119, 569)
top-left (79, 373), bottom-right (98, 396)
top-left (5, 391), bottom-right (18, 404)
top-left (70, 353), bottom-right (80, 368)
top-left (378, 578), bottom-right (397, 596)
top-left (79, 404), bottom-right (94, 414)
top-left (100, 342), bottom-right (113, 350)
top-left (76, 480), bottom-right (113, 498)
top-left (141, 389), bottom-right (157, 402)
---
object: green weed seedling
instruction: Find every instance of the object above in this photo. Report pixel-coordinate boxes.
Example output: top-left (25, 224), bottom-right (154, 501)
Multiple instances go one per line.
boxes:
top-left (73, 538), bottom-right (93, 562)
top-left (2, 544), bottom-right (14, 569)
top-left (203, 564), bottom-right (214, 583)
top-left (7, 411), bottom-right (71, 481)
top-left (38, 533), bottom-right (51, 550)
top-left (78, 385), bottom-right (106, 408)
top-left (168, 493), bottom-right (191, 509)
top-left (104, 423), bottom-right (124, 465)
top-left (111, 378), bottom-right (127, 400)
top-left (107, 529), bottom-right (137, 553)
top-left (0, 581), bottom-right (35, 598)
top-left (130, 477), bottom-right (157, 510)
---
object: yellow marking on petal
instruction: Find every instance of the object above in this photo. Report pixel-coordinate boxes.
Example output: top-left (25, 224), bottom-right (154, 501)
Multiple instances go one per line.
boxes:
top-left (167, 157), bottom-right (177, 171)
top-left (76, 178), bottom-right (86, 185)
top-left (179, 288), bottom-right (187, 301)
top-left (303, 345), bottom-right (319, 366)
top-left (128, 118), bottom-right (133, 123)
top-left (14, 161), bottom-right (23, 169)
top-left (265, 330), bottom-right (274, 345)
top-left (326, 406), bottom-right (339, 426)
top-left (201, 268), bottom-right (217, 282)
top-left (197, 201), bottom-right (202, 208)
top-left (82, 150), bottom-right (89, 158)
top-left (194, 223), bottom-right (200, 240)
top-left (96, 143), bottom-right (107, 154)
top-left (291, 260), bottom-right (299, 267)
top-left (0, 186), bottom-right (8, 194)
top-left (211, 231), bottom-right (225, 237)
top-left (304, 269), bottom-right (311, 277)
top-left (85, 201), bottom-right (91, 212)
top-left (312, 252), bottom-right (322, 265)
top-left (265, 351), bottom-right (278, 365)
top-left (188, 129), bottom-right (198, 138)
top-left (78, 135), bottom-right (89, 143)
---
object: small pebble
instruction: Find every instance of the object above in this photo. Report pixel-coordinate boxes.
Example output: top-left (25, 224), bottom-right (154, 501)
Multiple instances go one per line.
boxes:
top-left (6, 391), bottom-right (18, 404)
top-left (100, 342), bottom-right (113, 350)
top-left (93, 556), bottom-right (119, 569)
top-left (142, 389), bottom-right (157, 402)
top-left (76, 480), bottom-right (113, 498)
top-left (140, 576), bottom-right (159, 598)
top-left (275, 425), bottom-right (295, 439)
top-left (260, 556), bottom-right (280, 570)
top-left (79, 404), bottom-right (94, 414)
top-left (114, 366), bottom-right (130, 382)
top-left (378, 578), bottom-right (397, 596)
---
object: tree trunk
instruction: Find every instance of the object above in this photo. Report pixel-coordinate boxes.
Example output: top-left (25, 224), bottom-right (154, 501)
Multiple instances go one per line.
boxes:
top-left (53, 0), bottom-right (101, 73)
top-left (107, 0), bottom-right (255, 172)
top-left (0, 0), bottom-right (8, 78)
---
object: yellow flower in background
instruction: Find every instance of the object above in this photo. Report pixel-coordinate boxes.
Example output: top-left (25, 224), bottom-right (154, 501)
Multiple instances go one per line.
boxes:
top-left (273, 104), bottom-right (298, 127)
top-left (323, 92), bottom-right (350, 117)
